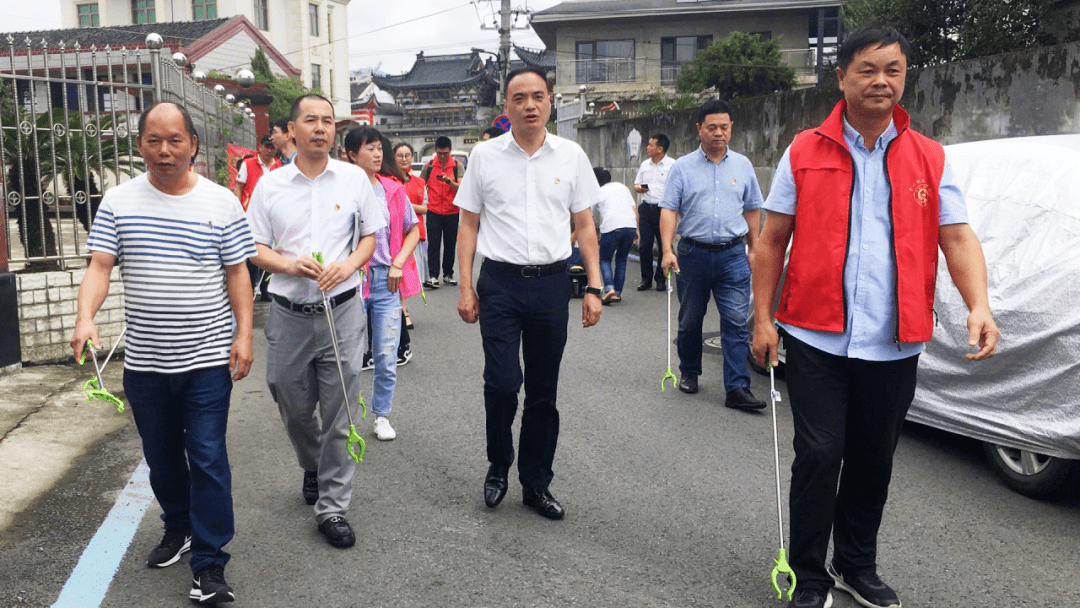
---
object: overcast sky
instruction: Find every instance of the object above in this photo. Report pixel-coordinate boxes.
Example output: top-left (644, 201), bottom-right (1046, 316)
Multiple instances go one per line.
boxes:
top-left (0, 0), bottom-right (561, 74)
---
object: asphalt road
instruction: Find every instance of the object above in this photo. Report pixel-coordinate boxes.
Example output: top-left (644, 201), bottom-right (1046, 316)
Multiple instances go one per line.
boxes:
top-left (2, 263), bottom-right (1078, 607)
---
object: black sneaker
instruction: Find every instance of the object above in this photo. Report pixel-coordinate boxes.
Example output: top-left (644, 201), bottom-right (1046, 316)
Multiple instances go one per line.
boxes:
top-left (422, 280), bottom-right (438, 290)
top-left (189, 564), bottom-right (235, 604)
top-left (361, 352), bottom-right (374, 371)
top-left (788, 588), bottom-right (833, 608)
top-left (829, 563), bottom-right (901, 608)
top-left (302, 470), bottom-right (318, 505)
top-left (146, 527), bottom-right (191, 568)
top-left (443, 275), bottom-right (457, 286)
top-left (318, 515), bottom-right (356, 548)
top-left (397, 344), bottom-right (412, 366)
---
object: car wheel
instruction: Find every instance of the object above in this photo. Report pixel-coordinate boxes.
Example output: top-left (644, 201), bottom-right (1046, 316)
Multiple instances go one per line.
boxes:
top-left (981, 442), bottom-right (1080, 500)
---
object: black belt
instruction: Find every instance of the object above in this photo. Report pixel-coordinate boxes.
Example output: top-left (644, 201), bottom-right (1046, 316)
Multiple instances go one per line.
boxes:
top-left (273, 289), bottom-right (356, 314)
top-left (681, 235), bottom-right (744, 252)
top-left (483, 258), bottom-right (567, 279)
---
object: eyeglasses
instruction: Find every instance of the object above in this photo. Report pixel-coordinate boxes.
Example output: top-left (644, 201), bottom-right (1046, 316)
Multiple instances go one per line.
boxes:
top-left (395, 153), bottom-right (412, 159)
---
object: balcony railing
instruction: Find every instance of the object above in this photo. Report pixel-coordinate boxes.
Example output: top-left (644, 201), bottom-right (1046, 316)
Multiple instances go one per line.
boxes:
top-left (575, 58), bottom-right (636, 85)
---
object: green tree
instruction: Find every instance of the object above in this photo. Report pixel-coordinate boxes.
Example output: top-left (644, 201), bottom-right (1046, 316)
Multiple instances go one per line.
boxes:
top-left (843, 0), bottom-right (1080, 67)
top-left (251, 46), bottom-right (275, 83)
top-left (675, 32), bottom-right (797, 100)
top-left (249, 46), bottom-right (317, 124)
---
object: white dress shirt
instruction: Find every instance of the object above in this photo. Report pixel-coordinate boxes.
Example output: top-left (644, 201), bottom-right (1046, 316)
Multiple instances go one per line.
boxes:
top-left (456, 131), bottom-right (600, 265)
top-left (247, 159), bottom-right (386, 302)
top-left (633, 154), bottom-right (676, 204)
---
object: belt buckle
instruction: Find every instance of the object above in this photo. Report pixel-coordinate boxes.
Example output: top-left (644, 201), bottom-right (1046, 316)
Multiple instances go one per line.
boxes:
top-left (520, 265), bottom-right (541, 279)
top-left (301, 303), bottom-right (326, 314)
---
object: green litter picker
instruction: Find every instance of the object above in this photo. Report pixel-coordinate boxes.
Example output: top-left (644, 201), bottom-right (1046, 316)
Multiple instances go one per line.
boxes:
top-left (313, 252), bottom-right (367, 463)
top-left (768, 362), bottom-right (796, 601)
top-left (79, 337), bottom-right (125, 413)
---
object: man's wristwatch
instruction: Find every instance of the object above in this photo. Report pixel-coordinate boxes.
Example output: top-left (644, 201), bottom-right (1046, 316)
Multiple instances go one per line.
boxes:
top-left (584, 286), bottom-right (603, 297)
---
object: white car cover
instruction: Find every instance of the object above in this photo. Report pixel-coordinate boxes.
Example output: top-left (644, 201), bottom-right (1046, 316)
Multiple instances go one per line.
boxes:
top-left (910, 134), bottom-right (1080, 459)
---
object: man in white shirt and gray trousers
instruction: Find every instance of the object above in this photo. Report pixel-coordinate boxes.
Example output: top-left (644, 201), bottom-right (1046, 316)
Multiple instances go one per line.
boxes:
top-left (633, 133), bottom-right (676, 291)
top-left (456, 67), bottom-right (604, 520)
top-left (248, 94), bottom-right (384, 548)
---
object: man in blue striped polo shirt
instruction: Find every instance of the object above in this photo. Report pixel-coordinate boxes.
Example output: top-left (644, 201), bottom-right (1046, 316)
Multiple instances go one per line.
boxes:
top-left (659, 99), bottom-right (766, 409)
top-left (72, 101), bottom-right (256, 605)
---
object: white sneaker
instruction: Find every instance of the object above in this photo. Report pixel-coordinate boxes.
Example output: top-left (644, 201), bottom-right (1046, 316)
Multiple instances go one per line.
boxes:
top-left (374, 416), bottom-right (396, 441)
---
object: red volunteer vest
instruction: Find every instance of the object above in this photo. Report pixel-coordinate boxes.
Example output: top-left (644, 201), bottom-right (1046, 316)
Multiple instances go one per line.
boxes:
top-left (776, 100), bottom-right (944, 344)
top-left (425, 158), bottom-right (459, 215)
top-left (240, 156), bottom-right (281, 211)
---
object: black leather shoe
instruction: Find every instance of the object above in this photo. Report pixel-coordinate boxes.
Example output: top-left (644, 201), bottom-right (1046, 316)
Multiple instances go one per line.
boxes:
top-left (318, 515), bottom-right (356, 548)
top-left (636, 280), bottom-right (652, 291)
top-left (656, 279), bottom-right (666, 292)
top-left (725, 387), bottom-right (766, 410)
top-left (522, 486), bottom-right (565, 519)
top-left (302, 470), bottom-right (318, 505)
top-left (484, 464), bottom-right (509, 508)
top-left (678, 373), bottom-right (698, 394)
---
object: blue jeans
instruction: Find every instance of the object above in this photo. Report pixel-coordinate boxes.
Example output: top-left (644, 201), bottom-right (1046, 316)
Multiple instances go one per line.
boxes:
top-left (123, 365), bottom-right (234, 573)
top-left (599, 228), bottom-right (636, 295)
top-left (364, 265), bottom-right (402, 417)
top-left (675, 239), bottom-right (752, 392)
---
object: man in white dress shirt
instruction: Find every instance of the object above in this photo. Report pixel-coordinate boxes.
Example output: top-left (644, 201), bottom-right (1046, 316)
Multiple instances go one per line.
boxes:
top-left (248, 94), bottom-right (384, 549)
top-left (456, 68), bottom-right (603, 520)
top-left (633, 133), bottom-right (676, 291)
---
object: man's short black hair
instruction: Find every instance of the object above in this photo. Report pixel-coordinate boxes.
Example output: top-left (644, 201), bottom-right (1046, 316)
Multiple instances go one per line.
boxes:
top-left (289, 94), bottom-right (333, 122)
top-left (837, 26), bottom-right (912, 70)
top-left (137, 101), bottom-right (199, 163)
top-left (651, 133), bottom-right (670, 153)
top-left (696, 99), bottom-right (733, 125)
top-left (434, 136), bottom-right (452, 150)
top-left (593, 166), bottom-right (611, 187)
top-left (482, 126), bottom-right (504, 139)
top-left (503, 67), bottom-right (549, 97)
top-left (272, 117), bottom-right (290, 134)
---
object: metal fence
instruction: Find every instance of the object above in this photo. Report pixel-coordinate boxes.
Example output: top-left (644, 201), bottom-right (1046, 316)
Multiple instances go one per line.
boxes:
top-left (1, 33), bottom-right (255, 271)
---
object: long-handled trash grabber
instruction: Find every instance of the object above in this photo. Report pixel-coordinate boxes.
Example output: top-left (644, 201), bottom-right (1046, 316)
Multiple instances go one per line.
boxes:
top-left (313, 252), bottom-right (367, 463)
top-left (661, 268), bottom-right (677, 392)
top-left (768, 362), bottom-right (796, 601)
top-left (79, 337), bottom-right (125, 413)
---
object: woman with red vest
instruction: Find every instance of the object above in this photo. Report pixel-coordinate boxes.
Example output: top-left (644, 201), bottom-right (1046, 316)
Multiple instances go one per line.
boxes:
top-left (392, 141), bottom-right (426, 329)
top-left (233, 135), bottom-right (281, 211)
top-left (751, 27), bottom-right (998, 608)
top-left (344, 127), bottom-right (421, 442)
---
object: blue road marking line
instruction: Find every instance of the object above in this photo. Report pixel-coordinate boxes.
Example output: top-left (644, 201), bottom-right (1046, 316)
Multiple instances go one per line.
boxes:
top-left (52, 459), bottom-right (153, 608)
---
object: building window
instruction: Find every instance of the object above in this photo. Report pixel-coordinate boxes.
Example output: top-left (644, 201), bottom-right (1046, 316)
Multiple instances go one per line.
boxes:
top-left (311, 64), bottom-right (321, 90)
top-left (192, 0), bottom-right (217, 20)
top-left (575, 40), bottom-right (635, 84)
top-left (661, 35), bottom-right (712, 85)
top-left (309, 4), bottom-right (319, 36)
top-left (132, 0), bottom-right (155, 24)
top-left (77, 3), bottom-right (99, 27)
top-left (254, 0), bottom-right (268, 29)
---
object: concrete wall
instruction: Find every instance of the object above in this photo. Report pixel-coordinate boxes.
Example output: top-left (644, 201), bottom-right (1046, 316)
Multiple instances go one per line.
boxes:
top-left (16, 269), bottom-right (126, 364)
top-left (576, 40), bottom-right (1080, 196)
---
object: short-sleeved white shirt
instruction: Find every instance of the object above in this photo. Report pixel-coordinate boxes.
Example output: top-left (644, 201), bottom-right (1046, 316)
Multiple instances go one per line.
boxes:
top-left (597, 182), bottom-right (638, 233)
top-left (236, 156), bottom-right (277, 184)
top-left (247, 159), bottom-right (385, 302)
top-left (633, 154), bottom-right (676, 204)
top-left (86, 174), bottom-right (257, 374)
top-left (455, 131), bottom-right (600, 265)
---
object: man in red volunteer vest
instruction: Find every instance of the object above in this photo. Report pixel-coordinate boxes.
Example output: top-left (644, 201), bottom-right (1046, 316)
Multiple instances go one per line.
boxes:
top-left (234, 135), bottom-right (281, 210)
top-left (421, 136), bottom-right (463, 288)
top-left (751, 27), bottom-right (998, 608)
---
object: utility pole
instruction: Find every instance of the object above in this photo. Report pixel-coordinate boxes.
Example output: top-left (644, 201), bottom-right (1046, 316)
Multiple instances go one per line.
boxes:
top-left (480, 0), bottom-right (531, 105)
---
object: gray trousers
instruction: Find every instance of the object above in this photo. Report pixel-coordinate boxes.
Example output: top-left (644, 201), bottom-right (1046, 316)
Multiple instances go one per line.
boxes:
top-left (265, 295), bottom-right (365, 523)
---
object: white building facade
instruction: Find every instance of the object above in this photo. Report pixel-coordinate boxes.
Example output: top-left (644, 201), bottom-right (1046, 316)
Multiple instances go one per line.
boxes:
top-left (59, 0), bottom-right (351, 117)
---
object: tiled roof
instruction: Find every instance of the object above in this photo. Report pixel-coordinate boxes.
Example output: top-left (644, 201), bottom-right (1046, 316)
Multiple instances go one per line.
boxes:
top-left (372, 51), bottom-right (491, 90)
top-left (1, 18), bottom-right (230, 51)
top-left (513, 45), bottom-right (557, 71)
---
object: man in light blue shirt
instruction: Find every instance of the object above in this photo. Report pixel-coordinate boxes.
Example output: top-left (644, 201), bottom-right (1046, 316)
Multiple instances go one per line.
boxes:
top-left (659, 99), bottom-right (765, 409)
top-left (751, 27), bottom-right (998, 608)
